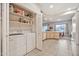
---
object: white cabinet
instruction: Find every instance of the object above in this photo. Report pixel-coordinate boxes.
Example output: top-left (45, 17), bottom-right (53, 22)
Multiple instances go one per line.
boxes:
top-left (9, 32), bottom-right (35, 56)
top-left (26, 33), bottom-right (35, 53)
top-left (9, 34), bottom-right (26, 56)
top-left (9, 36), bottom-right (16, 56)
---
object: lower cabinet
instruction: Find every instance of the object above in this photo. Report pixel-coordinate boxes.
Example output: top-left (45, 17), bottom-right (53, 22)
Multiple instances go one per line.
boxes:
top-left (9, 33), bottom-right (35, 56)
top-left (42, 32), bottom-right (46, 40)
top-left (46, 31), bottom-right (60, 39)
top-left (9, 34), bottom-right (27, 56)
top-left (26, 33), bottom-right (35, 53)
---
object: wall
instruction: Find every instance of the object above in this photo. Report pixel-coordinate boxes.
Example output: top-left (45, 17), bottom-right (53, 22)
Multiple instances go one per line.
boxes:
top-left (1, 3), bottom-right (9, 56)
top-left (36, 14), bottom-right (43, 50)
top-left (72, 15), bottom-right (76, 41)
top-left (72, 12), bottom-right (79, 44)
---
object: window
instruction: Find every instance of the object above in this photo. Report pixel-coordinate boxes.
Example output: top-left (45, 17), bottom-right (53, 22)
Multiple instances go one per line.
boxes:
top-left (43, 25), bottom-right (48, 32)
top-left (56, 24), bottom-right (65, 32)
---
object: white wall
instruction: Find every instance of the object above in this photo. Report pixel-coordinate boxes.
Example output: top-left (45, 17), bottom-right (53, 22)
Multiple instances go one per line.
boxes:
top-left (36, 14), bottom-right (43, 50)
top-left (72, 12), bottom-right (79, 44)
top-left (2, 3), bottom-right (9, 56)
top-left (72, 15), bottom-right (76, 41)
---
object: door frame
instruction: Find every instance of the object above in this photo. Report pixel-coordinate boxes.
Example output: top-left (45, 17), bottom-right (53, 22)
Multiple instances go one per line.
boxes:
top-left (1, 3), bottom-right (9, 56)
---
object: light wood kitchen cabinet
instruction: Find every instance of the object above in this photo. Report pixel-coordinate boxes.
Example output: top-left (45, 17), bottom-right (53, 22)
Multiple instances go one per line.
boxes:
top-left (46, 31), bottom-right (60, 39)
top-left (42, 32), bottom-right (46, 40)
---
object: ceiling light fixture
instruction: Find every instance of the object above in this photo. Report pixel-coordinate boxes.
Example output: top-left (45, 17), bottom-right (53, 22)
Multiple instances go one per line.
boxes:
top-left (63, 10), bottom-right (76, 15)
top-left (50, 5), bottom-right (54, 8)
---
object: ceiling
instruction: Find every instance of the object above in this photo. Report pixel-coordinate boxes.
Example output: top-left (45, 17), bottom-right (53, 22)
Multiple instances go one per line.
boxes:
top-left (36, 3), bottom-right (79, 23)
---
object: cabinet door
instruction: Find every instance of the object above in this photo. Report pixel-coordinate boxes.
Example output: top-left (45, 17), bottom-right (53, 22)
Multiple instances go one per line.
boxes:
top-left (42, 32), bottom-right (46, 40)
top-left (9, 36), bottom-right (16, 56)
top-left (9, 35), bottom-right (26, 56)
top-left (27, 33), bottom-right (35, 53)
top-left (16, 35), bottom-right (26, 56)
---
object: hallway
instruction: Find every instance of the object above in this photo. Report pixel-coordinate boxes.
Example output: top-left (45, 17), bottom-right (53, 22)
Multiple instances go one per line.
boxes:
top-left (27, 38), bottom-right (78, 56)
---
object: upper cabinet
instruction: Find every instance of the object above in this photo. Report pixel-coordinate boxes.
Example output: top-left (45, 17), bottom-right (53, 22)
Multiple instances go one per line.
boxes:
top-left (9, 3), bottom-right (35, 25)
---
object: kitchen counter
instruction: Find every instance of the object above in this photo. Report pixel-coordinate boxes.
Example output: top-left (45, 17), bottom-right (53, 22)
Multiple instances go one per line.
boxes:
top-left (42, 31), bottom-right (60, 40)
top-left (46, 31), bottom-right (60, 39)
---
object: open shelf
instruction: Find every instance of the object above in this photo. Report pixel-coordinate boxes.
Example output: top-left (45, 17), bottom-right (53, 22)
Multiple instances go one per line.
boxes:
top-left (9, 4), bottom-right (34, 25)
top-left (10, 12), bottom-right (33, 20)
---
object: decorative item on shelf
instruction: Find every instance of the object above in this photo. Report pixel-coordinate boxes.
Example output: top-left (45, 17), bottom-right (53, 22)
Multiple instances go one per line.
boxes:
top-left (9, 4), bottom-right (14, 13)
top-left (49, 27), bottom-right (53, 31)
top-left (26, 21), bottom-right (28, 24)
top-left (23, 20), bottom-right (26, 23)
top-left (22, 11), bottom-right (25, 16)
top-left (9, 4), bottom-right (34, 25)
top-left (18, 17), bottom-right (22, 22)
top-left (18, 17), bottom-right (30, 24)
top-left (25, 13), bottom-right (33, 19)
top-left (14, 7), bottom-right (24, 16)
top-left (49, 27), bottom-right (53, 29)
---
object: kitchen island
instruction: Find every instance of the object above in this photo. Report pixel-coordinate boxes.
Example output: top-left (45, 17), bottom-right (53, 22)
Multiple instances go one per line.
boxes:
top-left (42, 31), bottom-right (60, 40)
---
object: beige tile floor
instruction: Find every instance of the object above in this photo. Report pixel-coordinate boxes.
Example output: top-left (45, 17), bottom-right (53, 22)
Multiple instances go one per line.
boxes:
top-left (26, 37), bottom-right (79, 56)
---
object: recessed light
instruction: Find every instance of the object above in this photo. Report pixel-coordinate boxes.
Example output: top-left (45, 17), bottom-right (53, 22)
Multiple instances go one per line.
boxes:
top-left (50, 5), bottom-right (54, 8)
top-left (67, 8), bottom-right (72, 10)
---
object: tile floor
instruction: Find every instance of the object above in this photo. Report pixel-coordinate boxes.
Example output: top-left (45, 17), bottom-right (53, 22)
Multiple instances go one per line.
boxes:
top-left (26, 37), bottom-right (79, 56)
